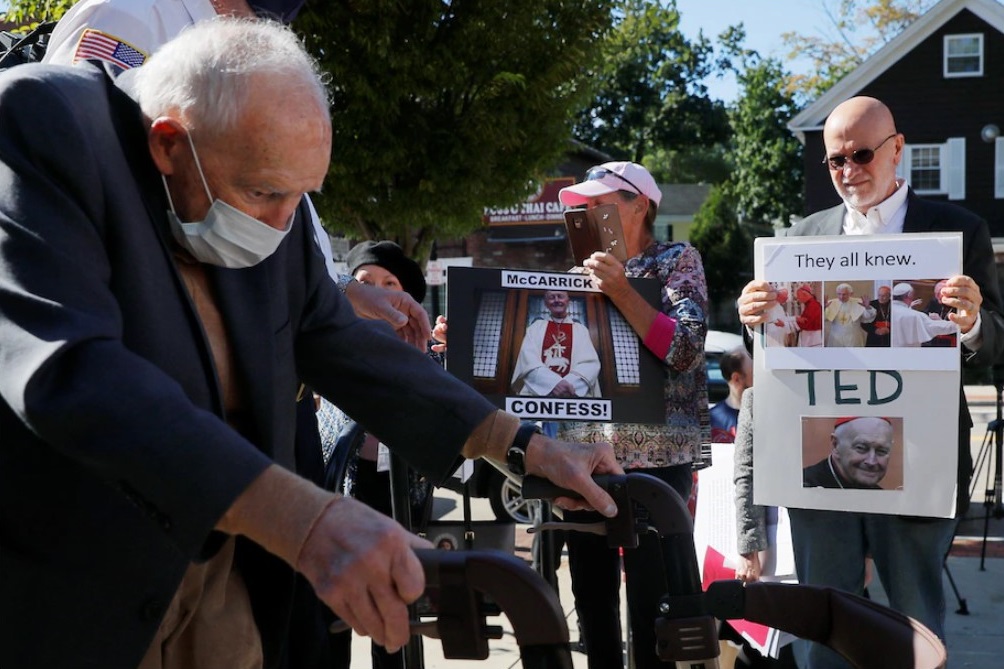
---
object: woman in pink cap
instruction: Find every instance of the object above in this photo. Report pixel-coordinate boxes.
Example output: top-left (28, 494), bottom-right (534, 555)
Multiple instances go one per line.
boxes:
top-left (556, 161), bottom-right (710, 669)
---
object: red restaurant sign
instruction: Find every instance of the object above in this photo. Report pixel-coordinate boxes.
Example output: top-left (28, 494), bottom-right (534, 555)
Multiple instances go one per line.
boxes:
top-left (483, 176), bottom-right (576, 226)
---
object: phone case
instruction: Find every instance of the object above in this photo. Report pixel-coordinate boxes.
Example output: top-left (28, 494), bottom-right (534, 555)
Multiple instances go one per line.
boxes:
top-left (563, 207), bottom-right (599, 266)
top-left (590, 204), bottom-right (627, 262)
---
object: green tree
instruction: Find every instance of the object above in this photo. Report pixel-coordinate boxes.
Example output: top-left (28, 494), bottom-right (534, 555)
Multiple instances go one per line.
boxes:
top-left (571, 0), bottom-right (730, 164)
top-left (689, 183), bottom-right (751, 321)
top-left (782, 0), bottom-right (936, 99)
top-left (5, 0), bottom-right (616, 263)
top-left (644, 144), bottom-right (733, 186)
top-left (2, 0), bottom-right (74, 27)
top-left (299, 0), bottom-right (615, 260)
top-left (689, 37), bottom-right (802, 317)
top-left (729, 55), bottom-right (804, 231)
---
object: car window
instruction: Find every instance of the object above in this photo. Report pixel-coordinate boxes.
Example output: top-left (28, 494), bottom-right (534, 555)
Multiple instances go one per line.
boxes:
top-left (705, 353), bottom-right (729, 403)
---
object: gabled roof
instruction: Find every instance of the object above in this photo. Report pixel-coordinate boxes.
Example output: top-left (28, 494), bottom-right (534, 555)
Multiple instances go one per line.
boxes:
top-left (788, 0), bottom-right (1004, 138)
top-left (657, 184), bottom-right (712, 217)
top-left (567, 139), bottom-right (613, 165)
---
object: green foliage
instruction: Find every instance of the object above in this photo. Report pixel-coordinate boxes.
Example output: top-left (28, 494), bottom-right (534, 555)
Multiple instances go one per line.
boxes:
top-left (729, 56), bottom-right (804, 230)
top-left (297, 0), bottom-right (614, 261)
top-left (2, 0), bottom-right (74, 28)
top-left (782, 0), bottom-right (936, 100)
top-left (689, 183), bottom-right (751, 306)
top-left (687, 45), bottom-right (802, 311)
top-left (571, 0), bottom-right (729, 164)
top-left (644, 144), bottom-right (733, 186)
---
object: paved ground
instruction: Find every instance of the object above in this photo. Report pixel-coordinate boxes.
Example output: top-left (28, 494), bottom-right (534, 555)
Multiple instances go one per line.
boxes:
top-left (347, 385), bottom-right (1004, 668)
top-left (349, 517), bottom-right (1003, 668)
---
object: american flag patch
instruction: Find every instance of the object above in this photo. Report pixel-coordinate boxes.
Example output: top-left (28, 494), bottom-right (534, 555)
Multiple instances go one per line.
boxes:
top-left (73, 29), bottom-right (148, 70)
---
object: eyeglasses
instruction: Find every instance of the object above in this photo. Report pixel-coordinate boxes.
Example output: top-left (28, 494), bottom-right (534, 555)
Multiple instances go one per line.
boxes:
top-left (586, 166), bottom-right (643, 196)
top-left (822, 133), bottom-right (898, 170)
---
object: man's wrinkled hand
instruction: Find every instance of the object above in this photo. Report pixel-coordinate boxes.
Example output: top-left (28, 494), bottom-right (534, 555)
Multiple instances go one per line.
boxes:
top-left (297, 496), bottom-right (432, 652)
top-left (524, 435), bottom-right (623, 517)
top-left (737, 280), bottom-right (777, 326)
top-left (942, 274), bottom-right (982, 334)
top-left (345, 281), bottom-right (432, 350)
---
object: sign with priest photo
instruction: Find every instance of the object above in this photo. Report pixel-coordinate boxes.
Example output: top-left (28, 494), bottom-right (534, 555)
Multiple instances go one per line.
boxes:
top-left (751, 233), bottom-right (962, 518)
top-left (445, 267), bottom-right (665, 423)
top-left (755, 233), bottom-right (962, 371)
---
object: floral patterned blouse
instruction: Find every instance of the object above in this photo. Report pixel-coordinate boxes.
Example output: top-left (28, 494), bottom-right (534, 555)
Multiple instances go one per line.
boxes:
top-left (559, 241), bottom-right (710, 469)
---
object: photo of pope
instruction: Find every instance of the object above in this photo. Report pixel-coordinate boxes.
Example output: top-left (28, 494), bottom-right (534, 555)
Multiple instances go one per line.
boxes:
top-left (823, 282), bottom-right (876, 348)
top-left (891, 282), bottom-right (959, 347)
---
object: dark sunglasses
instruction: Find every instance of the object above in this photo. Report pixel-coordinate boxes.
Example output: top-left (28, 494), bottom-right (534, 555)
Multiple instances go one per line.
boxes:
top-left (586, 166), bottom-right (643, 196)
top-left (822, 133), bottom-right (898, 170)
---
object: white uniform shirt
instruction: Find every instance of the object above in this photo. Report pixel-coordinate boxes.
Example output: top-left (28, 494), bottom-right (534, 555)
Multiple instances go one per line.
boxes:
top-left (43, 0), bottom-right (340, 279)
top-left (43, 0), bottom-right (216, 69)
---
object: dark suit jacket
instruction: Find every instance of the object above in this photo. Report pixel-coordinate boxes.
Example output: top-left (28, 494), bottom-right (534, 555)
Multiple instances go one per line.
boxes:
top-left (0, 64), bottom-right (494, 668)
top-left (861, 298), bottom-right (891, 348)
top-left (786, 193), bottom-right (1004, 513)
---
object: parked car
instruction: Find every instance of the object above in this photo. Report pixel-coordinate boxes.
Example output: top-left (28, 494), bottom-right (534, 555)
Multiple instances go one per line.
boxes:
top-left (704, 329), bottom-right (745, 404)
top-left (456, 329), bottom-right (746, 523)
top-left (443, 460), bottom-right (532, 523)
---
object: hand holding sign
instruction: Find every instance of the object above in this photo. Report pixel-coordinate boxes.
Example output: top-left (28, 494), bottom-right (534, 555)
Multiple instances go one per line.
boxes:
top-left (737, 279), bottom-right (778, 326)
top-left (941, 275), bottom-right (982, 334)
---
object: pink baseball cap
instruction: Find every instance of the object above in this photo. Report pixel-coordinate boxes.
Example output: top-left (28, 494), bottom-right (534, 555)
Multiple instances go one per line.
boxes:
top-left (559, 161), bottom-right (662, 207)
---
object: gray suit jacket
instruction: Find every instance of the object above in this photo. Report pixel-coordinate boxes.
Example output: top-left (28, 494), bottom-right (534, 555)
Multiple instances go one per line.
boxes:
top-left (786, 195), bottom-right (1004, 512)
top-left (0, 63), bottom-right (494, 668)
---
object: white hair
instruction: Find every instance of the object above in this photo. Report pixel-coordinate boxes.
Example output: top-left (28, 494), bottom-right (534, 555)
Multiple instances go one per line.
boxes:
top-left (132, 17), bottom-right (330, 135)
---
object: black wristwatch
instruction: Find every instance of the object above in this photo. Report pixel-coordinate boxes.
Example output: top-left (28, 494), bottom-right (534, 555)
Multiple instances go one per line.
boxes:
top-left (506, 423), bottom-right (541, 476)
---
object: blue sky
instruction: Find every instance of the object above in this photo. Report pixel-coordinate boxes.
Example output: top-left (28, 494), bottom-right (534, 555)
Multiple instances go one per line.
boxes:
top-left (0, 0), bottom-right (875, 103)
top-left (674, 0), bottom-right (835, 102)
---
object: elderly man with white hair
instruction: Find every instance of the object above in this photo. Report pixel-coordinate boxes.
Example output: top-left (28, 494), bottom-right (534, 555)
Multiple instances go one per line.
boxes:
top-left (823, 283), bottom-right (876, 347)
top-left (922, 280), bottom-right (956, 347)
top-left (0, 19), bottom-right (624, 669)
top-left (891, 282), bottom-right (959, 347)
top-left (803, 416), bottom-right (894, 490)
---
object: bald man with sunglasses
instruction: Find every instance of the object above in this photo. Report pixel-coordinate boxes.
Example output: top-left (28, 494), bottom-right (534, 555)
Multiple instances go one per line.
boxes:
top-left (735, 96), bottom-right (1004, 669)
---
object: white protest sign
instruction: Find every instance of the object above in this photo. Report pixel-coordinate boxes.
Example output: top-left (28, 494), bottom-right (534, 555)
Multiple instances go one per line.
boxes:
top-left (694, 443), bottom-right (796, 658)
top-left (752, 233), bottom-right (962, 518)
top-left (426, 256), bottom-right (474, 287)
top-left (425, 260), bottom-right (444, 287)
top-left (759, 233), bottom-right (961, 371)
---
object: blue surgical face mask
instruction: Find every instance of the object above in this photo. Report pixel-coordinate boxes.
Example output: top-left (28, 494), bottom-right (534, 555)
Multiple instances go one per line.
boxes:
top-left (248, 0), bottom-right (306, 23)
top-left (163, 133), bottom-right (291, 268)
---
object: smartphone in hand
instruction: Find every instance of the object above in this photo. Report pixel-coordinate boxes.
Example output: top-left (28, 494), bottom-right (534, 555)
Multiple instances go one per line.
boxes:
top-left (563, 204), bottom-right (627, 266)
top-left (591, 203), bottom-right (627, 262)
top-left (564, 207), bottom-right (595, 266)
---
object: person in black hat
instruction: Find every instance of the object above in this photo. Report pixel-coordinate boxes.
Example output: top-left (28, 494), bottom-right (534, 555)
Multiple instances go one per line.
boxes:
top-left (346, 241), bottom-right (428, 305)
top-left (345, 240), bottom-right (448, 351)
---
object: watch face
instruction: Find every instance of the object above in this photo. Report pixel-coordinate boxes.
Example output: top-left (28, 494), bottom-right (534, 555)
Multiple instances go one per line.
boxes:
top-left (507, 446), bottom-right (526, 475)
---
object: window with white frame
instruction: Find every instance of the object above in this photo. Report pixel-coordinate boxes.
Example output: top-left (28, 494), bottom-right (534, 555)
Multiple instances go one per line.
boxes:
top-left (944, 34), bottom-right (983, 77)
top-left (897, 138), bottom-right (966, 200)
top-left (909, 145), bottom-right (943, 192)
